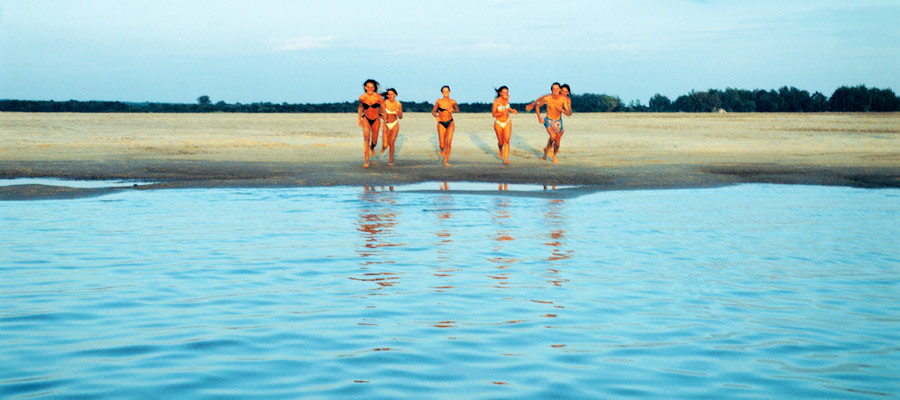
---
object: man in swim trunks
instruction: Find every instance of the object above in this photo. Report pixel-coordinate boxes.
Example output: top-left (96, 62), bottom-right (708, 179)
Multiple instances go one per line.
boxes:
top-left (532, 82), bottom-right (570, 163)
top-left (527, 83), bottom-right (572, 158)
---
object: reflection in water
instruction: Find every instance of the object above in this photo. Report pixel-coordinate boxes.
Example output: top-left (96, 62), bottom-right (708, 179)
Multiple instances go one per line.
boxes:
top-left (430, 182), bottom-right (459, 290)
top-left (3, 184), bottom-right (896, 399)
top-left (489, 196), bottom-right (517, 288)
top-left (543, 199), bottom-right (572, 287)
top-left (434, 183), bottom-right (453, 259)
top-left (353, 186), bottom-right (402, 291)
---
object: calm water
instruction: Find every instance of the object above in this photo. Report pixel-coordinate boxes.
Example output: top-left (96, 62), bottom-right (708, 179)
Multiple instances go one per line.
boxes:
top-left (2, 183), bottom-right (899, 399)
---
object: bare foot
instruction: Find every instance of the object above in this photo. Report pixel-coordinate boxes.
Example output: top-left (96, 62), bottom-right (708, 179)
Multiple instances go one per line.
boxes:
top-left (504, 159), bottom-right (510, 164)
top-left (443, 161), bottom-right (451, 166)
top-left (363, 163), bottom-right (369, 168)
top-left (388, 161), bottom-right (394, 166)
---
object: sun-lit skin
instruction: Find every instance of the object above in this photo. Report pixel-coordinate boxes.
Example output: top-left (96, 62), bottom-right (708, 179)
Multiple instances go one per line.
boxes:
top-left (532, 83), bottom-right (569, 163)
top-left (358, 80), bottom-right (384, 168)
top-left (492, 87), bottom-right (518, 164)
top-left (380, 89), bottom-right (403, 166)
top-left (526, 85), bottom-right (572, 157)
top-left (430, 86), bottom-right (459, 166)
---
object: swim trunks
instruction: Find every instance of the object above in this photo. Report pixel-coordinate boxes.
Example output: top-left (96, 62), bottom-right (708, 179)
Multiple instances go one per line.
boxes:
top-left (543, 117), bottom-right (562, 133)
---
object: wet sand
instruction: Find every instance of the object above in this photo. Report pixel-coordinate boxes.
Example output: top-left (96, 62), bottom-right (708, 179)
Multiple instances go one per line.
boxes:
top-left (2, 112), bottom-right (899, 199)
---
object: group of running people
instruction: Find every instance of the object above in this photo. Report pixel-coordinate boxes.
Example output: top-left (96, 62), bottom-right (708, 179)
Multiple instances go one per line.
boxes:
top-left (358, 79), bottom-right (572, 168)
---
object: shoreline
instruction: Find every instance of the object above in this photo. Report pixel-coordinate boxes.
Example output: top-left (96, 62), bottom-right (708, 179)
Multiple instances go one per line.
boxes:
top-left (2, 160), bottom-right (897, 200)
top-left (2, 112), bottom-right (898, 199)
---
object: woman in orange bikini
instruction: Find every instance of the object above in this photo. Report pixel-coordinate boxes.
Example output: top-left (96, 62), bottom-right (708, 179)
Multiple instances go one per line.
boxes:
top-left (492, 86), bottom-right (518, 164)
top-left (380, 88), bottom-right (403, 166)
top-left (358, 79), bottom-right (384, 168)
top-left (431, 85), bottom-right (459, 166)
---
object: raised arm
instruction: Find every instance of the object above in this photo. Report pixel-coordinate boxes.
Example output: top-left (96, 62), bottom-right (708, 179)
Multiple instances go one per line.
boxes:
top-left (525, 94), bottom-right (550, 111)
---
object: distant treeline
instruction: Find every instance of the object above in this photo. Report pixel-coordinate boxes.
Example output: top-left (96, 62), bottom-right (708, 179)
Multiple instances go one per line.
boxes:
top-left (2, 85), bottom-right (897, 113)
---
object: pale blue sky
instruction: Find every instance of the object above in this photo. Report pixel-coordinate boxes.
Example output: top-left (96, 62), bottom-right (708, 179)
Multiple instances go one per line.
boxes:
top-left (2, 0), bottom-right (898, 104)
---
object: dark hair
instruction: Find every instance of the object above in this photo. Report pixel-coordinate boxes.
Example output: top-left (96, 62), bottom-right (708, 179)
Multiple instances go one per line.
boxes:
top-left (363, 79), bottom-right (380, 92)
top-left (561, 83), bottom-right (571, 94)
top-left (495, 85), bottom-right (508, 98)
top-left (441, 85), bottom-right (450, 92)
top-left (551, 82), bottom-right (561, 90)
top-left (386, 88), bottom-right (397, 96)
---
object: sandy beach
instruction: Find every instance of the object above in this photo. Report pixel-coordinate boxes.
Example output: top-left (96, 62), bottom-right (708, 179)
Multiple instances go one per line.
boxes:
top-left (2, 112), bottom-right (899, 199)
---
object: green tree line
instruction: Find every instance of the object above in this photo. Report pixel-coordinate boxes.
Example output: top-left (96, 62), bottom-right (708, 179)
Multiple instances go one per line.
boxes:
top-left (2, 85), bottom-right (897, 113)
top-left (644, 85), bottom-right (899, 113)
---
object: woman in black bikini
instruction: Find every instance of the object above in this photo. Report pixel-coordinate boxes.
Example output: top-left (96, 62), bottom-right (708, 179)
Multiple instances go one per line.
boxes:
top-left (358, 79), bottom-right (384, 168)
top-left (431, 85), bottom-right (459, 166)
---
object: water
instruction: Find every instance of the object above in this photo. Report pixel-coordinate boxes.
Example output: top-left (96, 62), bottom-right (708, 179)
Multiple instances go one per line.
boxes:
top-left (0, 178), bottom-right (154, 188)
top-left (2, 183), bottom-right (899, 399)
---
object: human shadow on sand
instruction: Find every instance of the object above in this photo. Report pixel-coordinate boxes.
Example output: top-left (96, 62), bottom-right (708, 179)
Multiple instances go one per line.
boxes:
top-left (468, 131), bottom-right (544, 161)
top-left (467, 132), bottom-right (502, 161)
top-left (370, 128), bottom-right (407, 163)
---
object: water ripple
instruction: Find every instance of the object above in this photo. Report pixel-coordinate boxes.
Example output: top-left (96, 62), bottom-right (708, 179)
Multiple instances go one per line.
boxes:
top-left (1, 184), bottom-right (898, 398)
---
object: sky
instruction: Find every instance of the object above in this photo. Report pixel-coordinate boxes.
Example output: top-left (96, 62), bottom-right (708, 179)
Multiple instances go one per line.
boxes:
top-left (1, 0), bottom-right (898, 104)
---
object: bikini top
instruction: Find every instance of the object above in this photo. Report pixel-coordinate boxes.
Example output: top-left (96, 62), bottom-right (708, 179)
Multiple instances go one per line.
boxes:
top-left (360, 102), bottom-right (381, 110)
top-left (497, 102), bottom-right (509, 111)
top-left (385, 107), bottom-right (398, 115)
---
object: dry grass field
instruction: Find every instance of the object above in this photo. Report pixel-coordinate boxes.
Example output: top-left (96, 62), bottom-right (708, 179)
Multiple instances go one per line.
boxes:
top-left (2, 112), bottom-right (899, 193)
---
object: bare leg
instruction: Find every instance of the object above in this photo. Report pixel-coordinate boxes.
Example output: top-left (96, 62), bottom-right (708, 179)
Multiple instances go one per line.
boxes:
top-left (502, 124), bottom-right (512, 164)
top-left (437, 124), bottom-right (446, 159)
top-left (387, 128), bottom-right (398, 166)
top-left (543, 138), bottom-right (552, 160)
top-left (443, 123), bottom-right (455, 166)
top-left (494, 122), bottom-right (504, 160)
top-left (363, 125), bottom-right (372, 168)
top-left (545, 126), bottom-right (559, 163)
top-left (370, 122), bottom-right (379, 150)
top-left (555, 129), bottom-right (565, 154)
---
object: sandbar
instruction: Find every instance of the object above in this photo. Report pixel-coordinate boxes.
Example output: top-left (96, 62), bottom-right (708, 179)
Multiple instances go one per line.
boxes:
top-left (1, 112), bottom-right (898, 199)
